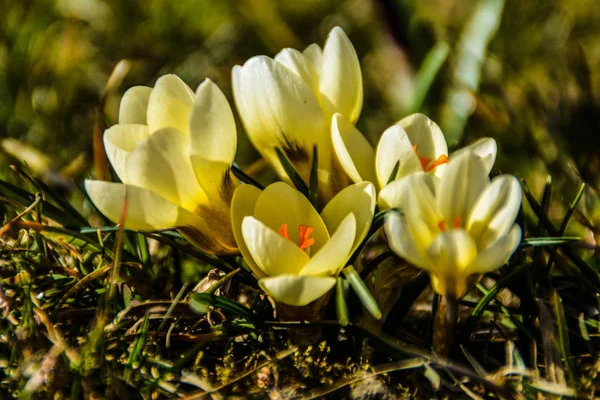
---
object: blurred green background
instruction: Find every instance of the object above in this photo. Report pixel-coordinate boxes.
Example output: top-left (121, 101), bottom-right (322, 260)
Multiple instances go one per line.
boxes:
top-left (1, 0), bottom-right (599, 238)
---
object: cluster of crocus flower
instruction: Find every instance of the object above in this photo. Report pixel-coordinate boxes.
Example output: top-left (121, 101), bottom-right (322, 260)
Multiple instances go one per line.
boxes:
top-left (87, 26), bottom-right (522, 314)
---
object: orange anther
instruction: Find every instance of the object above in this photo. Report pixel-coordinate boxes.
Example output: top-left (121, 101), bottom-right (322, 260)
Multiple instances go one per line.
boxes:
top-left (413, 144), bottom-right (448, 172)
top-left (438, 220), bottom-right (448, 232)
top-left (452, 216), bottom-right (463, 228)
top-left (278, 223), bottom-right (290, 240)
top-left (298, 225), bottom-right (315, 250)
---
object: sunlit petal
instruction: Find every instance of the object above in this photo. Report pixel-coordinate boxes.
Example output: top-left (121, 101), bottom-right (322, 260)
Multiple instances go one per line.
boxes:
top-left (254, 182), bottom-right (329, 253)
top-left (398, 113), bottom-right (448, 177)
top-left (259, 275), bottom-right (336, 306)
top-left (385, 212), bottom-right (430, 270)
top-left (231, 184), bottom-right (264, 277)
top-left (320, 181), bottom-right (376, 253)
top-left (146, 74), bottom-right (194, 135)
top-left (300, 213), bottom-right (356, 276)
top-left (275, 48), bottom-right (319, 94)
top-left (242, 216), bottom-right (310, 276)
top-left (331, 113), bottom-right (376, 184)
top-left (103, 124), bottom-right (149, 183)
top-left (375, 124), bottom-right (422, 188)
top-left (320, 27), bottom-right (363, 122)
top-left (125, 127), bottom-right (206, 210)
top-left (465, 225), bottom-right (521, 275)
top-left (119, 86), bottom-right (152, 124)
top-left (452, 137), bottom-right (497, 174)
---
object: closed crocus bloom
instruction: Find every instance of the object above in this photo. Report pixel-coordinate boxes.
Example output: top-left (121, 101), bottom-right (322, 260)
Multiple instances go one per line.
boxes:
top-left (86, 75), bottom-right (239, 254)
top-left (231, 181), bottom-right (375, 307)
top-left (232, 27), bottom-right (362, 200)
top-left (384, 150), bottom-right (522, 299)
top-left (331, 113), bottom-right (497, 209)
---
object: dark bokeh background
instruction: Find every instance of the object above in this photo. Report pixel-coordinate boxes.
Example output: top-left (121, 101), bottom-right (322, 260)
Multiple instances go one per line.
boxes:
top-left (1, 0), bottom-right (599, 238)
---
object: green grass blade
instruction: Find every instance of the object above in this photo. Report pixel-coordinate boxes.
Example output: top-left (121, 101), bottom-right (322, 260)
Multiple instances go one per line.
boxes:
top-left (342, 265), bottom-right (382, 320)
top-left (275, 147), bottom-right (309, 196)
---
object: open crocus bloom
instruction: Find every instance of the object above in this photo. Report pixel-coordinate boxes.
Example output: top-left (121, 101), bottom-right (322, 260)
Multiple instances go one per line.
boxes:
top-left (331, 113), bottom-right (497, 210)
top-left (231, 181), bottom-right (376, 306)
top-left (384, 150), bottom-right (522, 299)
top-left (86, 75), bottom-right (239, 254)
top-left (232, 26), bottom-right (362, 201)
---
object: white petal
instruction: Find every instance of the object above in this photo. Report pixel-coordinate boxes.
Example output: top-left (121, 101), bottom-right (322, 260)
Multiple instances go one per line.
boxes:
top-left (230, 184), bottom-right (265, 278)
top-left (331, 113), bottom-right (376, 184)
top-left (253, 182), bottom-right (329, 253)
top-left (436, 150), bottom-right (489, 224)
top-left (103, 124), bottom-right (149, 183)
top-left (119, 86), bottom-right (152, 124)
top-left (85, 180), bottom-right (204, 230)
top-left (146, 74), bottom-right (194, 134)
top-left (320, 27), bottom-right (363, 122)
top-left (232, 56), bottom-right (330, 183)
top-left (375, 124), bottom-right (422, 188)
top-left (259, 275), bottom-right (336, 306)
top-left (303, 43), bottom-right (323, 72)
top-left (378, 173), bottom-right (438, 211)
top-left (242, 217), bottom-right (310, 277)
top-left (426, 229), bottom-right (478, 297)
top-left (385, 212), bottom-right (430, 270)
top-left (320, 182), bottom-right (376, 253)
top-left (300, 213), bottom-right (356, 276)
top-left (466, 175), bottom-right (522, 248)
top-left (275, 48), bottom-right (319, 94)
top-left (452, 137), bottom-right (497, 174)
top-left (189, 78), bottom-right (237, 165)
top-left (398, 113), bottom-right (448, 177)
top-left (125, 127), bottom-right (206, 210)
top-left (465, 225), bottom-right (522, 275)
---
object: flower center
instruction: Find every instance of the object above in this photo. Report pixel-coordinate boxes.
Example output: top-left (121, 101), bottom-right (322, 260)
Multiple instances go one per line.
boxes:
top-left (278, 223), bottom-right (315, 251)
top-left (437, 217), bottom-right (463, 232)
top-left (413, 145), bottom-right (449, 173)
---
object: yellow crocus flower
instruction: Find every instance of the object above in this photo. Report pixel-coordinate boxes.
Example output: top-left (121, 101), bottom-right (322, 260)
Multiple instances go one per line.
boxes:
top-left (384, 150), bottom-right (522, 299)
top-left (232, 27), bottom-right (362, 200)
top-left (231, 181), bottom-right (376, 306)
top-left (86, 74), bottom-right (239, 254)
top-left (331, 113), bottom-right (497, 209)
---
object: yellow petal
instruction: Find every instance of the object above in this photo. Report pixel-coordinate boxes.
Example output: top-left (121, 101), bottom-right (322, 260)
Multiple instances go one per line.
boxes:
top-left (466, 175), bottom-right (521, 248)
top-left (119, 86), bottom-right (152, 124)
top-left (103, 124), bottom-right (149, 183)
top-left (331, 113), bottom-right (376, 184)
top-left (242, 216), bottom-right (310, 276)
top-left (320, 182), bottom-right (376, 253)
top-left (465, 225), bottom-right (521, 276)
top-left (85, 180), bottom-right (204, 230)
top-left (300, 213), bottom-right (356, 276)
top-left (259, 275), bottom-right (336, 306)
top-left (254, 182), bottom-right (329, 253)
top-left (436, 150), bottom-right (489, 224)
top-left (275, 48), bottom-right (320, 94)
top-left (375, 124), bottom-right (422, 188)
top-left (398, 113), bottom-right (448, 177)
top-left (189, 79), bottom-right (237, 165)
top-left (232, 57), bottom-right (330, 183)
top-left (125, 127), bottom-right (206, 211)
top-left (402, 174), bottom-right (444, 252)
top-left (426, 229), bottom-right (477, 298)
top-left (231, 184), bottom-right (265, 278)
top-left (452, 137), bottom-right (497, 174)
top-left (146, 74), bottom-right (194, 135)
top-left (303, 43), bottom-right (323, 72)
top-left (378, 173), bottom-right (439, 210)
top-left (384, 211), bottom-right (430, 270)
top-left (320, 27), bottom-right (362, 122)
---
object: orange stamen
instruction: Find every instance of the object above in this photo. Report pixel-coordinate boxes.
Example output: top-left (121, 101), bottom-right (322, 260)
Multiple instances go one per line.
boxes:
top-left (452, 216), bottom-right (463, 229)
top-left (298, 225), bottom-right (315, 250)
top-left (278, 223), bottom-right (315, 251)
top-left (438, 220), bottom-right (448, 232)
top-left (426, 154), bottom-right (449, 172)
top-left (413, 144), bottom-right (449, 172)
top-left (278, 223), bottom-right (289, 240)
